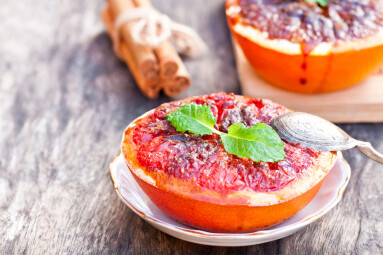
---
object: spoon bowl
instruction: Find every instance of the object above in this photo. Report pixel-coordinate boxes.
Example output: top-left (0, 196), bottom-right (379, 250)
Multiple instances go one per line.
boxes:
top-left (271, 112), bottom-right (383, 164)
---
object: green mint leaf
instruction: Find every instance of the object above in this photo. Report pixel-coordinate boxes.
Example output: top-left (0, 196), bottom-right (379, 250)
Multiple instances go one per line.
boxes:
top-left (304, 0), bottom-right (329, 7)
top-left (220, 123), bottom-right (286, 162)
top-left (166, 103), bottom-right (218, 136)
top-left (166, 103), bottom-right (286, 162)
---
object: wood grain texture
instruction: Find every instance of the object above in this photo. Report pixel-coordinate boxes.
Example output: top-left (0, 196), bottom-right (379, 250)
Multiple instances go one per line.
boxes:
top-left (0, 0), bottom-right (382, 254)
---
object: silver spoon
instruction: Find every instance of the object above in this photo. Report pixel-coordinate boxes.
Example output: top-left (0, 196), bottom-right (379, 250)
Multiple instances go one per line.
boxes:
top-left (271, 112), bottom-right (383, 164)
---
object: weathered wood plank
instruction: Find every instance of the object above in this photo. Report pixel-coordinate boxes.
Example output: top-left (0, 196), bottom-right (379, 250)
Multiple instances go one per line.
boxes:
top-left (0, 0), bottom-right (382, 254)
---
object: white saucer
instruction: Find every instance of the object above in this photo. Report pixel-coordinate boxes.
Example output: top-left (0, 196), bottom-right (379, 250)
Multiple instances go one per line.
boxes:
top-left (110, 151), bottom-right (350, 246)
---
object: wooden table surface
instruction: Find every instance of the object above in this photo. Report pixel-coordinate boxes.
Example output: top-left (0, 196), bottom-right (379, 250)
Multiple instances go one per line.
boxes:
top-left (1, 0), bottom-right (383, 254)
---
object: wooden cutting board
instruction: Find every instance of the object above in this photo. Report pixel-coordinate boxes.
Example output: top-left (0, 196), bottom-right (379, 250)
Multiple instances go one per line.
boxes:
top-left (233, 41), bottom-right (383, 123)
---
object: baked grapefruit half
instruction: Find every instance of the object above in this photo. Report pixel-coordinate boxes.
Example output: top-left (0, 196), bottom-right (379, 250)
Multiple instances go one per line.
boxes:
top-left (226, 0), bottom-right (383, 93)
top-left (121, 93), bottom-right (337, 233)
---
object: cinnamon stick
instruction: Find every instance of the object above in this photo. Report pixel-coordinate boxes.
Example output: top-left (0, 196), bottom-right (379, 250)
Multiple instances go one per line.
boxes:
top-left (133, 0), bottom-right (191, 97)
top-left (102, 7), bottom-right (160, 98)
top-left (104, 0), bottom-right (192, 98)
top-left (155, 40), bottom-right (180, 78)
top-left (132, 0), bottom-right (183, 79)
top-left (162, 61), bottom-right (191, 97)
top-left (163, 76), bottom-right (191, 98)
top-left (107, 0), bottom-right (159, 80)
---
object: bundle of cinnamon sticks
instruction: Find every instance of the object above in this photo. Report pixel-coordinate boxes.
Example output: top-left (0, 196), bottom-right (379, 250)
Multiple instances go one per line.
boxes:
top-left (102, 0), bottom-right (191, 98)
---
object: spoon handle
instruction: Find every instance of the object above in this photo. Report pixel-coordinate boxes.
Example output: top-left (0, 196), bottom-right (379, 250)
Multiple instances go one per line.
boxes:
top-left (356, 142), bottom-right (383, 164)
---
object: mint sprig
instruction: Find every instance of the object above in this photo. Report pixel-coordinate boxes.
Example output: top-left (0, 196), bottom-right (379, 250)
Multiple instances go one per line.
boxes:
top-left (166, 103), bottom-right (285, 162)
top-left (221, 123), bottom-right (285, 162)
top-left (166, 103), bottom-right (218, 135)
top-left (304, 0), bottom-right (329, 7)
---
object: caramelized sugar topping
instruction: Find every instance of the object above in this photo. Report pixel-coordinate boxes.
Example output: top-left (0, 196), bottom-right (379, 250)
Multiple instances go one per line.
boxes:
top-left (132, 93), bottom-right (322, 193)
top-left (234, 0), bottom-right (383, 46)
